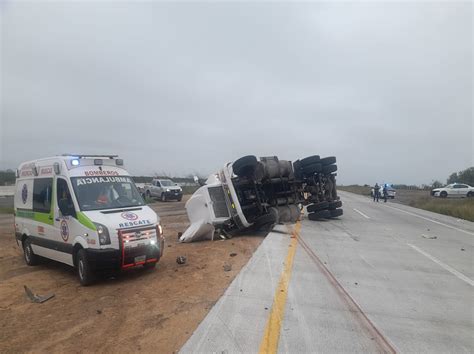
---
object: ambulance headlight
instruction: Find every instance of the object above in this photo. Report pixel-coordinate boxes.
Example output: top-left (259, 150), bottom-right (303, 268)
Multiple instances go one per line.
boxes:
top-left (71, 159), bottom-right (80, 166)
top-left (94, 223), bottom-right (111, 245)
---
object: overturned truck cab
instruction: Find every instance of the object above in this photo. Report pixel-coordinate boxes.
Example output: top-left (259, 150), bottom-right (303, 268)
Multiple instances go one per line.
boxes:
top-left (181, 155), bottom-right (303, 242)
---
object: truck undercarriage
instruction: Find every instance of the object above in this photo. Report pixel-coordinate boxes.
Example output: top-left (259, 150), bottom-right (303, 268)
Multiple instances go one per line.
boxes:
top-left (180, 154), bottom-right (342, 242)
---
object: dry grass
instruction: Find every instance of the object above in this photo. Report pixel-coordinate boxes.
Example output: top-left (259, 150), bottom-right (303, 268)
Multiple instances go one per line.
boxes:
top-left (338, 185), bottom-right (371, 196)
top-left (408, 197), bottom-right (474, 222)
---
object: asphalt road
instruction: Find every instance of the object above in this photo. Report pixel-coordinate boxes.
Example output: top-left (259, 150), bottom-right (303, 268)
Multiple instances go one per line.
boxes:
top-left (182, 191), bottom-right (474, 353)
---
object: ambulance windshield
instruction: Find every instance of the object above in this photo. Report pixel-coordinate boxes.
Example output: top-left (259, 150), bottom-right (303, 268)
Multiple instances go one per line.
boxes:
top-left (71, 176), bottom-right (145, 211)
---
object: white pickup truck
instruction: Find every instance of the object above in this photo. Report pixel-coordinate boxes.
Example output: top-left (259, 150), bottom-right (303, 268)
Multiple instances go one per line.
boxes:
top-left (142, 179), bottom-right (183, 202)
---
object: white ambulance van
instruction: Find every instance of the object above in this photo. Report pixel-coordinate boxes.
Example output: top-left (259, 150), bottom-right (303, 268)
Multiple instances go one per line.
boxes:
top-left (14, 154), bottom-right (164, 285)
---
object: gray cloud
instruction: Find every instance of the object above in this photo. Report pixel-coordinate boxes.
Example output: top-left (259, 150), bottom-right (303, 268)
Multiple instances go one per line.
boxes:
top-left (1, 1), bottom-right (472, 185)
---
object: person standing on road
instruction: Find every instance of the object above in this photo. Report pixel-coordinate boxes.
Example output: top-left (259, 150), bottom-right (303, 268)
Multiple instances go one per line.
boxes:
top-left (383, 184), bottom-right (388, 203)
top-left (373, 183), bottom-right (380, 202)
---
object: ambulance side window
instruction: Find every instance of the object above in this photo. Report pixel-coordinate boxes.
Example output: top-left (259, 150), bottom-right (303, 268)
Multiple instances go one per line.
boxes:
top-left (57, 178), bottom-right (76, 217)
top-left (33, 178), bottom-right (53, 213)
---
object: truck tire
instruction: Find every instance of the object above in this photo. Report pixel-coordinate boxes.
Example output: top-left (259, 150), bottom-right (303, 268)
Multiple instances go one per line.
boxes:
top-left (23, 238), bottom-right (40, 266)
top-left (302, 163), bottom-right (322, 175)
top-left (254, 212), bottom-right (278, 228)
top-left (320, 156), bottom-right (336, 165)
top-left (322, 164), bottom-right (337, 174)
top-left (233, 155), bottom-right (258, 177)
top-left (300, 155), bottom-right (320, 166)
top-left (77, 249), bottom-right (95, 286)
top-left (328, 200), bottom-right (342, 210)
top-left (329, 208), bottom-right (343, 218)
top-left (307, 201), bottom-right (329, 212)
top-left (308, 209), bottom-right (331, 220)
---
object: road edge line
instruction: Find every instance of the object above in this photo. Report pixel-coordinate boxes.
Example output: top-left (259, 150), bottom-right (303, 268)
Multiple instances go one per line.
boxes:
top-left (258, 222), bottom-right (300, 354)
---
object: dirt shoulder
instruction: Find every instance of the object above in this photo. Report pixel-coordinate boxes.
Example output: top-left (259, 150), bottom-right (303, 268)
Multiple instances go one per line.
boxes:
top-left (0, 197), bottom-right (263, 353)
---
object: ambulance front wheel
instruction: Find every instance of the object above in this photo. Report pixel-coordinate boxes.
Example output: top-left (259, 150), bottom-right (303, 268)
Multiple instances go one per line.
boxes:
top-left (77, 249), bottom-right (95, 286)
top-left (23, 238), bottom-right (40, 266)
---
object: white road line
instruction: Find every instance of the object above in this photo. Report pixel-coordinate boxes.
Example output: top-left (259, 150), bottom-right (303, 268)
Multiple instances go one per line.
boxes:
top-left (353, 208), bottom-right (370, 219)
top-left (407, 243), bottom-right (474, 287)
top-left (383, 204), bottom-right (474, 236)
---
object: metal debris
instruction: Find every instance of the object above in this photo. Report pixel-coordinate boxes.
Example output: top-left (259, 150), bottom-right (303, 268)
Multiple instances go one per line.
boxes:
top-left (24, 285), bottom-right (55, 303)
top-left (176, 256), bottom-right (187, 265)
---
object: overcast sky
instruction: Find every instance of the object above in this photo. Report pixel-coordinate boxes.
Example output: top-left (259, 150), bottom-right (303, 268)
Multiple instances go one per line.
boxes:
top-left (1, 1), bottom-right (472, 185)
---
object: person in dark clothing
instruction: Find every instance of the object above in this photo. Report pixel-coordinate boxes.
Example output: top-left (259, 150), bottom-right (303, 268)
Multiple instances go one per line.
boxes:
top-left (373, 183), bottom-right (380, 202)
top-left (383, 184), bottom-right (388, 203)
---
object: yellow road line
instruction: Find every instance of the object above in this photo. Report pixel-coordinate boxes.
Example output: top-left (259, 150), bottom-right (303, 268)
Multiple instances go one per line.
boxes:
top-left (259, 221), bottom-right (301, 354)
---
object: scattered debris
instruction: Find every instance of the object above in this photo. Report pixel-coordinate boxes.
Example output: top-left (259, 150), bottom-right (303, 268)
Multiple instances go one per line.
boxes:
top-left (229, 252), bottom-right (237, 257)
top-left (24, 285), bottom-right (55, 304)
top-left (354, 282), bottom-right (358, 285)
top-left (176, 256), bottom-right (187, 265)
top-left (96, 309), bottom-right (102, 315)
top-left (422, 234), bottom-right (437, 240)
top-left (223, 264), bottom-right (232, 272)
top-left (264, 307), bottom-right (269, 310)
top-left (178, 232), bottom-right (183, 237)
top-left (461, 248), bottom-right (465, 251)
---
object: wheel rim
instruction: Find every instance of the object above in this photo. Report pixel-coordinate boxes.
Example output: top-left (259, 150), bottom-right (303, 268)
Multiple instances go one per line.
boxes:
top-left (78, 259), bottom-right (84, 280)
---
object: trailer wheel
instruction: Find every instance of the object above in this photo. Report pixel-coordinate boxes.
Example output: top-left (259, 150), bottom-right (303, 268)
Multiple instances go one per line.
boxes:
top-left (320, 156), bottom-right (336, 166)
top-left (329, 208), bottom-right (343, 218)
top-left (308, 210), bottom-right (331, 220)
top-left (322, 164), bottom-right (337, 174)
top-left (77, 249), bottom-right (94, 286)
top-left (307, 201), bottom-right (329, 213)
top-left (328, 200), bottom-right (342, 210)
top-left (23, 238), bottom-right (40, 266)
top-left (302, 162), bottom-right (322, 175)
top-left (232, 155), bottom-right (258, 177)
top-left (300, 155), bottom-right (320, 166)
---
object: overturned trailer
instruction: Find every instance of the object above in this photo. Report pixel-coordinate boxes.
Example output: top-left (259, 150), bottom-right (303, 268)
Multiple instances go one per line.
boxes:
top-left (180, 154), bottom-right (341, 242)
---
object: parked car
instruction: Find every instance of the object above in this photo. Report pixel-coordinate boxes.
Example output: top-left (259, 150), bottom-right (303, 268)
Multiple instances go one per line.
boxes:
top-left (431, 183), bottom-right (474, 198)
top-left (371, 184), bottom-right (396, 199)
top-left (143, 178), bottom-right (183, 201)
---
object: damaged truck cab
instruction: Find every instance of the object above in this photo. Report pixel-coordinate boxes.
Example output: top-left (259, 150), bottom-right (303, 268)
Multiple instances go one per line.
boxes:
top-left (180, 155), bottom-right (302, 242)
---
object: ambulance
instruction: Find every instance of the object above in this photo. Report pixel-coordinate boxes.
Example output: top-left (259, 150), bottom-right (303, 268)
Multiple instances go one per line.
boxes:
top-left (14, 154), bottom-right (164, 285)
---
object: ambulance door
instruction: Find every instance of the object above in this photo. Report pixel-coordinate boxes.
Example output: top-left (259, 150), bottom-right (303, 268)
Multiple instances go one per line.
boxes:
top-left (53, 177), bottom-right (78, 266)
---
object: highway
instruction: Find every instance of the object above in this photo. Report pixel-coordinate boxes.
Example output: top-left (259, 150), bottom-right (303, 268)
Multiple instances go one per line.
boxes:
top-left (181, 191), bottom-right (474, 353)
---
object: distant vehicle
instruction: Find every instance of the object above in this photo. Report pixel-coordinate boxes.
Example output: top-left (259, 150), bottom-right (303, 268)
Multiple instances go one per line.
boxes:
top-left (371, 185), bottom-right (396, 199)
top-left (143, 178), bottom-right (183, 201)
top-left (431, 183), bottom-right (474, 198)
top-left (14, 154), bottom-right (164, 285)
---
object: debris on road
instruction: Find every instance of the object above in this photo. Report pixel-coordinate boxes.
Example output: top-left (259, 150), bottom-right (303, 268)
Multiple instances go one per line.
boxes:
top-left (179, 154), bottom-right (343, 243)
top-left (422, 234), bottom-right (437, 239)
top-left (223, 264), bottom-right (232, 272)
top-left (24, 285), bottom-right (55, 304)
top-left (461, 248), bottom-right (465, 251)
top-left (229, 252), bottom-right (237, 257)
top-left (176, 256), bottom-right (187, 265)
